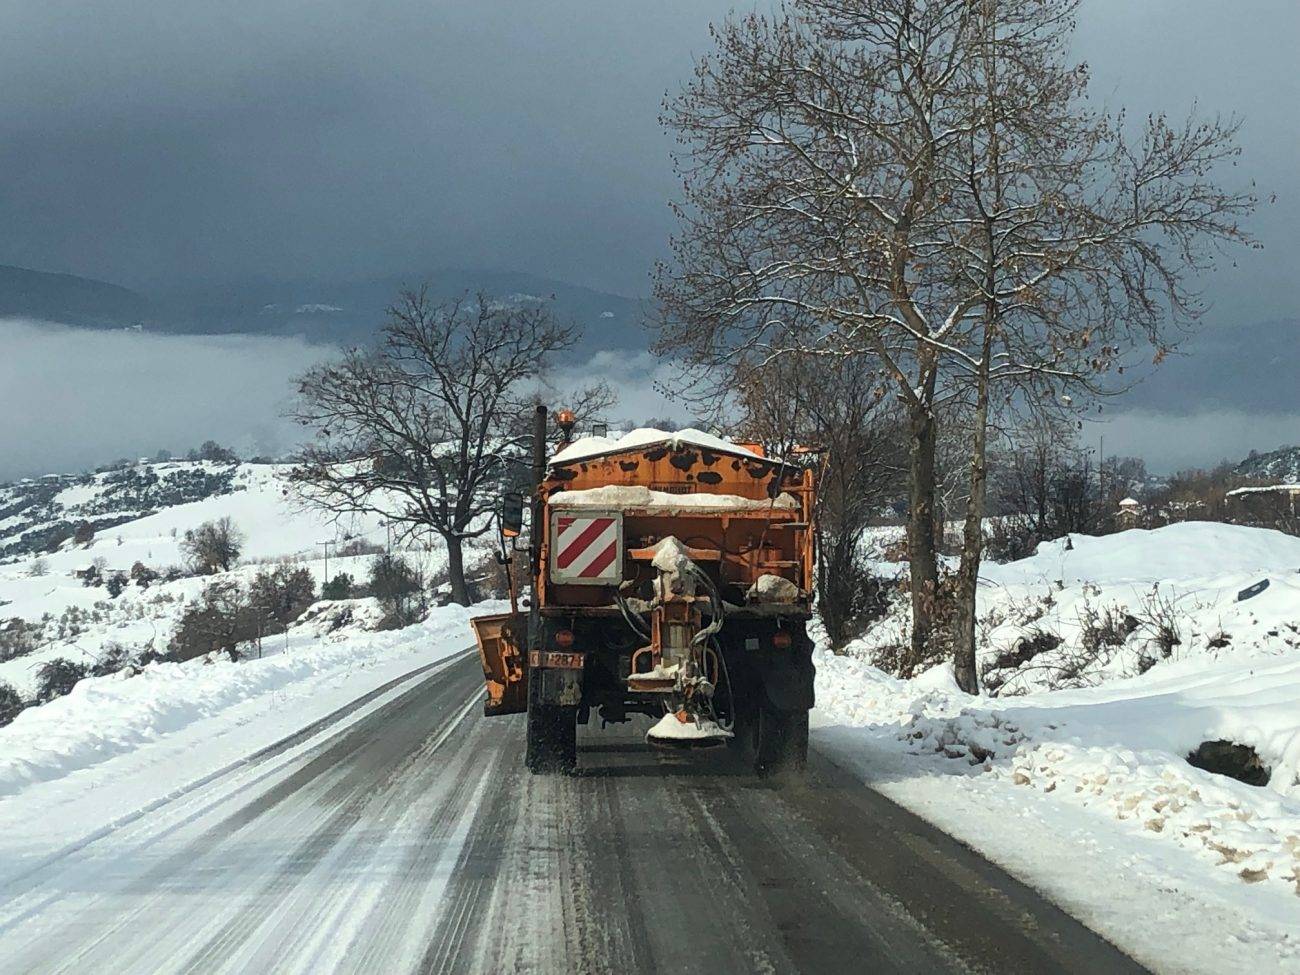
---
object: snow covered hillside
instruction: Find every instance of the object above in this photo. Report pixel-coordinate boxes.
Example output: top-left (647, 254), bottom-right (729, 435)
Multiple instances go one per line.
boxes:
top-left (0, 459), bottom-right (244, 559)
top-left (814, 521), bottom-right (1300, 973)
top-left (0, 461), bottom-right (488, 698)
top-left (1237, 445), bottom-right (1300, 483)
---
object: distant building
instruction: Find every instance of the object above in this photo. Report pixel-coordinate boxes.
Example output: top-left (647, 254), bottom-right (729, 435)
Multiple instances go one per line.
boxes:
top-left (1117, 496), bottom-right (1142, 525)
top-left (1226, 484), bottom-right (1300, 522)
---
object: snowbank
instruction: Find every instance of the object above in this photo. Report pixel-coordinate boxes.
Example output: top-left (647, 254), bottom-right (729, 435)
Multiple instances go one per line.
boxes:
top-left (0, 601), bottom-right (504, 798)
top-left (985, 521), bottom-right (1300, 588)
top-left (816, 521), bottom-right (1300, 971)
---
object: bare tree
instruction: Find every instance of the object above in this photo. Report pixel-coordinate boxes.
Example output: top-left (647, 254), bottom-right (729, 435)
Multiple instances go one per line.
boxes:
top-left (290, 289), bottom-right (612, 606)
top-left (733, 353), bottom-right (907, 650)
top-left (181, 516), bottom-right (244, 574)
top-left (657, 0), bottom-right (1253, 690)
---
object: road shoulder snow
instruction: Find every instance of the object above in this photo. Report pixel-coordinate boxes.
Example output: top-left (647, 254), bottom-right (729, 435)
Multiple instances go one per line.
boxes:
top-left (0, 602), bottom-right (500, 891)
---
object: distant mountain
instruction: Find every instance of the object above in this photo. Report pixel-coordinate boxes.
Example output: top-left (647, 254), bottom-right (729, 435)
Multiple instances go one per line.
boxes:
top-left (2, 263), bottom-right (648, 353)
top-left (151, 268), bottom-right (649, 353)
top-left (0, 264), bottom-right (151, 328)
top-left (1235, 445), bottom-right (1300, 483)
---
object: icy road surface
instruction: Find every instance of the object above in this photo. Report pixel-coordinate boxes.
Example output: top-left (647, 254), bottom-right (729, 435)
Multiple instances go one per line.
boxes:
top-left (0, 653), bottom-right (1144, 974)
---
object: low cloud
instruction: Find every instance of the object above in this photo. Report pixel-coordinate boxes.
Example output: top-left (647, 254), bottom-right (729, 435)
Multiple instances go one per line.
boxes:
top-left (1085, 410), bottom-right (1300, 473)
top-left (550, 350), bottom-right (700, 430)
top-left (5, 321), bottom-right (1285, 483)
top-left (0, 319), bottom-right (333, 480)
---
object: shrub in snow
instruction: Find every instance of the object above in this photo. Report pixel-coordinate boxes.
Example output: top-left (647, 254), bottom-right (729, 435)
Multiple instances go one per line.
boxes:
top-left (129, 560), bottom-right (159, 589)
top-left (367, 553), bottom-right (424, 629)
top-left (35, 658), bottom-right (90, 704)
top-left (0, 681), bottom-right (24, 726)
top-left (818, 551), bottom-right (892, 652)
top-left (180, 516), bottom-right (244, 574)
top-left (467, 552), bottom-right (531, 603)
top-left (170, 580), bottom-right (254, 662)
top-left (27, 558), bottom-right (48, 578)
top-left (336, 538), bottom-right (383, 558)
top-left (0, 620), bottom-right (39, 662)
top-left (190, 440), bottom-right (239, 463)
top-left (91, 642), bottom-right (139, 678)
top-left (983, 516), bottom-right (1040, 564)
top-left (105, 571), bottom-right (129, 599)
top-left (321, 572), bottom-right (355, 600)
top-left (247, 563), bottom-right (316, 627)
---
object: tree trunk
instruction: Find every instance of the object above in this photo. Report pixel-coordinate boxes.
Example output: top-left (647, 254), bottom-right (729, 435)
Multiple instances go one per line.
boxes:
top-left (951, 373), bottom-right (988, 694)
top-left (952, 280), bottom-right (997, 694)
top-left (905, 398), bottom-right (939, 675)
top-left (445, 534), bottom-right (472, 606)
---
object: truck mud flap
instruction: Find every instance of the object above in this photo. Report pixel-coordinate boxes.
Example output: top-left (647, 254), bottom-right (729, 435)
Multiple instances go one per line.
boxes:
top-left (757, 661), bottom-right (816, 712)
top-left (533, 666), bottom-right (584, 707)
top-left (471, 612), bottom-right (529, 716)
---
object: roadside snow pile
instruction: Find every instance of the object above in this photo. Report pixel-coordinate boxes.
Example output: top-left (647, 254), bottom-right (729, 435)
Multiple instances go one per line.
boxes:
top-left (291, 597), bottom-right (389, 637)
top-left (0, 601), bottom-right (503, 798)
top-left (818, 651), bottom-right (1300, 890)
top-left (978, 523), bottom-right (1300, 694)
top-left (815, 521), bottom-right (1300, 970)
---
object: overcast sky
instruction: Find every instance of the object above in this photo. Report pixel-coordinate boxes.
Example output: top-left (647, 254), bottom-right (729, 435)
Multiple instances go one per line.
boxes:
top-left (0, 0), bottom-right (1295, 310)
top-left (0, 1), bottom-right (1296, 480)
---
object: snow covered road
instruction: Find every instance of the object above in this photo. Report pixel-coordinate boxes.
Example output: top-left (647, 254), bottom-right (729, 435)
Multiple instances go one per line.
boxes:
top-left (0, 653), bottom-right (1144, 974)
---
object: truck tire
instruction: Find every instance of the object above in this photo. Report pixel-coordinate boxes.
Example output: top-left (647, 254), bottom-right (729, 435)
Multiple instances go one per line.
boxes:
top-left (525, 676), bottom-right (577, 775)
top-left (752, 701), bottom-right (809, 779)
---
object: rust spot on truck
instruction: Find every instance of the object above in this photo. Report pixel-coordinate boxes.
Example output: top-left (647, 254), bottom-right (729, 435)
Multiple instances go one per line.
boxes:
top-left (698, 471), bottom-right (722, 485)
top-left (619, 460), bottom-right (640, 472)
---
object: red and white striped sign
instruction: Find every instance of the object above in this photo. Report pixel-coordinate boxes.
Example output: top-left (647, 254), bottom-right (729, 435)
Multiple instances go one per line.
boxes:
top-left (551, 512), bottom-right (622, 584)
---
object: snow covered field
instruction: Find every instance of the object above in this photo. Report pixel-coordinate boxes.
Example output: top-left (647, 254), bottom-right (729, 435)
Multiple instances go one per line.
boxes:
top-left (0, 463), bottom-right (482, 698)
top-left (812, 521), bottom-right (1300, 973)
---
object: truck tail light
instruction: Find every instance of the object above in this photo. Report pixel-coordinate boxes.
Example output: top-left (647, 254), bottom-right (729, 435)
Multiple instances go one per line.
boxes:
top-left (554, 628), bottom-right (575, 649)
top-left (771, 630), bottom-right (793, 650)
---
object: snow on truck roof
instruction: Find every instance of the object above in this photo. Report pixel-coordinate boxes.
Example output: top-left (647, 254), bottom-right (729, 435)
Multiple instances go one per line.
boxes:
top-left (549, 485), bottom-right (799, 512)
top-left (549, 427), bottom-right (766, 466)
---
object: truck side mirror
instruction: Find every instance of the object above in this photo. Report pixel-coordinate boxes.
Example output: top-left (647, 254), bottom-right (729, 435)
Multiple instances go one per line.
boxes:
top-left (501, 492), bottom-right (524, 539)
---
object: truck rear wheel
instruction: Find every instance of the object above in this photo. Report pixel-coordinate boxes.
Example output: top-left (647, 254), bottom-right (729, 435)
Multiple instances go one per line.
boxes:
top-left (525, 676), bottom-right (577, 775)
top-left (750, 701), bottom-right (809, 779)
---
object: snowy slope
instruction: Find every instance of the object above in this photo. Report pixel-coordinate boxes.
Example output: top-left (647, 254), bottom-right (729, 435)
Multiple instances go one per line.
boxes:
top-left (0, 461), bottom-right (485, 698)
top-left (815, 521), bottom-right (1300, 972)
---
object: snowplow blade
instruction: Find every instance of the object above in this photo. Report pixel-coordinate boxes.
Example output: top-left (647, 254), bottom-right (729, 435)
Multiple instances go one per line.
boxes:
top-left (471, 612), bottom-right (528, 716)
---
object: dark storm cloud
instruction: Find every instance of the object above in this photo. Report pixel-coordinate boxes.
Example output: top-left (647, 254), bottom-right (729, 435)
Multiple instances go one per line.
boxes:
top-left (2, 1), bottom-right (1292, 304)
top-left (0, 0), bottom-right (726, 296)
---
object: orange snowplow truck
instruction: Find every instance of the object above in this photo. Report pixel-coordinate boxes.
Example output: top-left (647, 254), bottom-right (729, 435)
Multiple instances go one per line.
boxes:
top-left (472, 407), bottom-right (817, 776)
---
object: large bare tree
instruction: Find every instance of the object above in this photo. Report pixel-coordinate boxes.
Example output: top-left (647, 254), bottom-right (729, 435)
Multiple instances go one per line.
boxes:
top-left (290, 289), bottom-right (611, 605)
top-left (656, 0), bottom-right (1253, 688)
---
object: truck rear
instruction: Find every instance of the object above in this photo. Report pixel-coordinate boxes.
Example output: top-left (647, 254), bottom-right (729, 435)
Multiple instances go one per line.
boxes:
top-left (472, 409), bottom-right (816, 777)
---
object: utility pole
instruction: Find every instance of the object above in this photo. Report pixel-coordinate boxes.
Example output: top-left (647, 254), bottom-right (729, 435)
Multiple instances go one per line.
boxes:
top-left (1099, 434), bottom-right (1105, 503)
top-left (316, 540), bottom-right (333, 585)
